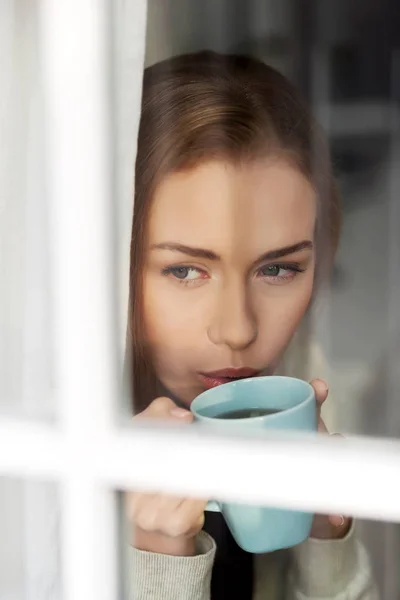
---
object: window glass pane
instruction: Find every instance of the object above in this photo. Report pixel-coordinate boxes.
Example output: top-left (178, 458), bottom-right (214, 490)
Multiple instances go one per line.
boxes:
top-left (2, 0), bottom-right (400, 599)
top-left (124, 1), bottom-right (400, 599)
top-left (0, 0), bottom-right (54, 421)
top-left (0, 478), bottom-right (61, 600)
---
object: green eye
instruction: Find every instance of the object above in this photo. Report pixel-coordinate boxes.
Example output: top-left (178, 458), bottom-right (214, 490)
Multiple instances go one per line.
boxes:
top-left (260, 265), bottom-right (281, 277)
top-left (257, 263), bottom-right (304, 283)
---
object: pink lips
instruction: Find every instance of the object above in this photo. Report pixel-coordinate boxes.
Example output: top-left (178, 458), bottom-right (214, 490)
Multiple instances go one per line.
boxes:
top-left (198, 367), bottom-right (261, 389)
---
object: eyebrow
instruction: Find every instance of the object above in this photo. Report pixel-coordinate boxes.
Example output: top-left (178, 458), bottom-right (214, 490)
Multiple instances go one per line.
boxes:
top-left (150, 240), bottom-right (313, 263)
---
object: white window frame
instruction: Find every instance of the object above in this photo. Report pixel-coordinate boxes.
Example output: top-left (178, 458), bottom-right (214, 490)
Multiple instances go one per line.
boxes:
top-left (1, 2), bottom-right (400, 600)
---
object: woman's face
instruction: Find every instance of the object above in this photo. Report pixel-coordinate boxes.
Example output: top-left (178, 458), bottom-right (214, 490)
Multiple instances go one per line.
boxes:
top-left (143, 159), bottom-right (316, 406)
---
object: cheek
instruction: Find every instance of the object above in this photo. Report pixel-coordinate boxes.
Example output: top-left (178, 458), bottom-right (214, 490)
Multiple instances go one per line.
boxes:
top-left (256, 276), bottom-right (314, 349)
top-left (142, 275), bottom-right (208, 401)
top-left (143, 279), bottom-right (172, 349)
top-left (143, 275), bottom-right (204, 355)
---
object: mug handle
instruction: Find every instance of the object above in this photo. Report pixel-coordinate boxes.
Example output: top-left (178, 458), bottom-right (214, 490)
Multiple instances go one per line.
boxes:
top-left (205, 500), bottom-right (220, 512)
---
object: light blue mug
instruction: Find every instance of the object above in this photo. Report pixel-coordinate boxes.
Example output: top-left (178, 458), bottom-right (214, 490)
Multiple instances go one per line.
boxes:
top-left (190, 376), bottom-right (317, 553)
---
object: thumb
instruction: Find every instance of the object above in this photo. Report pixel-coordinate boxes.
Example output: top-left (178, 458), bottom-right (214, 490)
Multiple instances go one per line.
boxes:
top-left (169, 405), bottom-right (193, 421)
top-left (310, 379), bottom-right (329, 407)
top-left (137, 396), bottom-right (193, 423)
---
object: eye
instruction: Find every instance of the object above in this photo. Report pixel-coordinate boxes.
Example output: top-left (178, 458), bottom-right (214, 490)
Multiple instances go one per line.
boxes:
top-left (260, 265), bottom-right (282, 277)
top-left (258, 263), bottom-right (304, 283)
top-left (162, 265), bottom-right (208, 284)
top-left (169, 266), bottom-right (200, 280)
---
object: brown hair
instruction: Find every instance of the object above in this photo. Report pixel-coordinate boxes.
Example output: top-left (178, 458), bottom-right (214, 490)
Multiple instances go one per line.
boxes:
top-left (128, 50), bottom-right (341, 412)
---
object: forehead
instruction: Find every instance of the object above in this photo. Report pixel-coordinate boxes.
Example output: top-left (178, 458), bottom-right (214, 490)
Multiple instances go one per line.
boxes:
top-left (147, 160), bottom-right (316, 255)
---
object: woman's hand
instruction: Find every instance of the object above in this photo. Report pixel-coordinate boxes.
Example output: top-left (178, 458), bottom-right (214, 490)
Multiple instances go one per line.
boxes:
top-left (309, 379), bottom-right (351, 539)
top-left (126, 397), bottom-right (208, 556)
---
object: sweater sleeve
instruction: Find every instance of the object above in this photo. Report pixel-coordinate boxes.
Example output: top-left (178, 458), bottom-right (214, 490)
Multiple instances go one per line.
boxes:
top-left (128, 531), bottom-right (216, 600)
top-left (287, 522), bottom-right (379, 600)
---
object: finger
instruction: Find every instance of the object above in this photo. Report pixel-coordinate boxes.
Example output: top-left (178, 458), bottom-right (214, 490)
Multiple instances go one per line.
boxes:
top-left (327, 434), bottom-right (351, 532)
top-left (134, 396), bottom-right (173, 420)
top-left (136, 397), bottom-right (193, 424)
top-left (310, 379), bottom-right (329, 407)
top-left (135, 495), bottom-right (206, 538)
top-left (318, 416), bottom-right (329, 434)
top-left (127, 492), bottom-right (160, 528)
top-left (180, 498), bottom-right (208, 537)
top-left (154, 494), bottom-right (186, 514)
top-left (133, 493), bottom-right (186, 533)
top-left (143, 396), bottom-right (178, 418)
top-left (165, 498), bottom-right (208, 538)
top-left (129, 492), bottom-right (186, 518)
top-left (329, 514), bottom-right (351, 530)
top-left (169, 406), bottom-right (194, 422)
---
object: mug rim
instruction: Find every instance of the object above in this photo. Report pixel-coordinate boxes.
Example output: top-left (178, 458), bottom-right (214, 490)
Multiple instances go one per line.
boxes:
top-left (190, 375), bottom-right (315, 423)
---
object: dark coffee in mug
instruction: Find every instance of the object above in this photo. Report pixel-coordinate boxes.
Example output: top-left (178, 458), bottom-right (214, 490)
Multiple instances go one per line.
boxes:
top-left (214, 407), bottom-right (282, 419)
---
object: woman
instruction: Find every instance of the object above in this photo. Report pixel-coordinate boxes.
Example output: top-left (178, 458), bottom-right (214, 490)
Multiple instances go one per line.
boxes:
top-left (126, 51), bottom-right (377, 599)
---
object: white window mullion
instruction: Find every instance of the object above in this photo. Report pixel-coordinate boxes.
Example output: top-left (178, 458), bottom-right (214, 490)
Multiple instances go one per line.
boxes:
top-left (39, 1), bottom-right (118, 599)
top-left (62, 480), bottom-right (117, 600)
top-left (40, 0), bottom-right (117, 432)
top-left (2, 417), bottom-right (400, 525)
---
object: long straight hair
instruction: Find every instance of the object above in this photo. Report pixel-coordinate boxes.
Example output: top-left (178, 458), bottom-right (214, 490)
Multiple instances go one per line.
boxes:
top-left (127, 51), bottom-right (341, 413)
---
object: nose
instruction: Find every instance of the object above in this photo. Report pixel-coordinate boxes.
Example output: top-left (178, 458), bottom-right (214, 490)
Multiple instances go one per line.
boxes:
top-left (207, 278), bottom-right (257, 351)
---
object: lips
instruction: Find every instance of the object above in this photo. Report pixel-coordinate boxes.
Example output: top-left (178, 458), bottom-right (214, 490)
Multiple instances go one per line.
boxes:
top-left (198, 367), bottom-right (261, 389)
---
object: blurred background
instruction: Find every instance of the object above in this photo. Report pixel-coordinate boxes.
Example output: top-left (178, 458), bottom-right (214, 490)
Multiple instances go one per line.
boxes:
top-left (1, 0), bottom-right (400, 597)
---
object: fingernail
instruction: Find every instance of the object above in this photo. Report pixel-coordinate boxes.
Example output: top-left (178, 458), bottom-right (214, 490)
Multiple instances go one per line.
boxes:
top-left (170, 407), bottom-right (191, 418)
